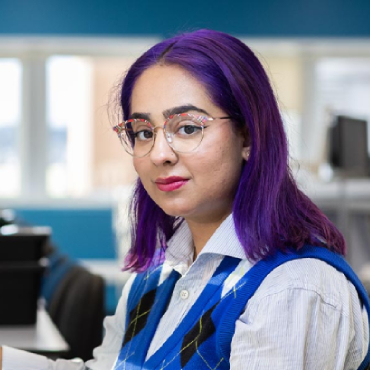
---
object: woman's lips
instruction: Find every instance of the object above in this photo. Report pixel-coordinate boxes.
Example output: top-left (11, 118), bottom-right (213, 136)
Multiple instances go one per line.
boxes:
top-left (155, 176), bottom-right (188, 192)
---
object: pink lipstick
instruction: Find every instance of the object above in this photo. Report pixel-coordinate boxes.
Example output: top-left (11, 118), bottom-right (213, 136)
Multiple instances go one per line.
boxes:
top-left (155, 176), bottom-right (188, 192)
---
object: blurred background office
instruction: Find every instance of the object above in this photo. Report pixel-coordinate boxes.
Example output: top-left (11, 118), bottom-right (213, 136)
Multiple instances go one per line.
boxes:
top-left (1, 0), bottom-right (370, 357)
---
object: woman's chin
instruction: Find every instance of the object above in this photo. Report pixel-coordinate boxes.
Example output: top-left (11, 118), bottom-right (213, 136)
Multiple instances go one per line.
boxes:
top-left (160, 206), bottom-right (189, 219)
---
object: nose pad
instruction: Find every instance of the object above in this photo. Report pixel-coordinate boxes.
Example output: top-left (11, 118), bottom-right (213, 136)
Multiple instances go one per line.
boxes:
top-left (166, 132), bottom-right (174, 144)
top-left (151, 127), bottom-right (173, 149)
top-left (149, 127), bottom-right (176, 162)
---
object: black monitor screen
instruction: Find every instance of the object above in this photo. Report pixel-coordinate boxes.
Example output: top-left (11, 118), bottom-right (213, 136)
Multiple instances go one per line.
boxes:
top-left (329, 115), bottom-right (369, 177)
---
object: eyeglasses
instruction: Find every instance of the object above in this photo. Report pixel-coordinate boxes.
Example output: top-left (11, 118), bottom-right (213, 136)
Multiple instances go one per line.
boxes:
top-left (113, 113), bottom-right (231, 157)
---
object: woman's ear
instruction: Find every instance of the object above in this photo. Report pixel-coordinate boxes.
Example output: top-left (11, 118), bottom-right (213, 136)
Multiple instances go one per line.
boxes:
top-left (242, 146), bottom-right (250, 161)
top-left (240, 125), bottom-right (250, 161)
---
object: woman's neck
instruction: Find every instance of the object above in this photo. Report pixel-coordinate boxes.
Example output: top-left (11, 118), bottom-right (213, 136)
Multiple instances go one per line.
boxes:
top-left (186, 213), bottom-right (230, 259)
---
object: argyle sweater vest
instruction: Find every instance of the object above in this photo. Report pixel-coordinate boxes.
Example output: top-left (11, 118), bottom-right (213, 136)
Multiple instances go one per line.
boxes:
top-left (113, 245), bottom-right (370, 370)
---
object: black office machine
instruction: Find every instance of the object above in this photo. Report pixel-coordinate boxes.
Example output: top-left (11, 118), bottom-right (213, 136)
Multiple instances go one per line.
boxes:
top-left (0, 223), bottom-right (50, 325)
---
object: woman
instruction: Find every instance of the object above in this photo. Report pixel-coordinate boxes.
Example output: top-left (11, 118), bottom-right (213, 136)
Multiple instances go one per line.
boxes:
top-left (1, 29), bottom-right (369, 370)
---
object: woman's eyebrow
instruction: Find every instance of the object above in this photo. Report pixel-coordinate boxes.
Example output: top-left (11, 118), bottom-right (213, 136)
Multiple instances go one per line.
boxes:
top-left (129, 105), bottom-right (211, 121)
top-left (129, 112), bottom-right (151, 120)
top-left (163, 105), bottom-right (210, 117)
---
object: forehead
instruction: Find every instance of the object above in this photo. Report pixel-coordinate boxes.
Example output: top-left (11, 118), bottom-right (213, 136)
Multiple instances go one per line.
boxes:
top-left (130, 64), bottom-right (220, 117)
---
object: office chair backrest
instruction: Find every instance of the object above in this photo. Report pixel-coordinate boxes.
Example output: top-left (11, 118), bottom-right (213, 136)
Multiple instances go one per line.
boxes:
top-left (43, 254), bottom-right (105, 361)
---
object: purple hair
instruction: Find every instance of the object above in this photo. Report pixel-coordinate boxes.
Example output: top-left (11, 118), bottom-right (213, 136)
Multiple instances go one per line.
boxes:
top-left (120, 29), bottom-right (345, 271)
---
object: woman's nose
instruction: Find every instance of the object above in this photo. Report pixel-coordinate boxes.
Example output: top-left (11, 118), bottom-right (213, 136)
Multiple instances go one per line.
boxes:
top-left (149, 127), bottom-right (178, 165)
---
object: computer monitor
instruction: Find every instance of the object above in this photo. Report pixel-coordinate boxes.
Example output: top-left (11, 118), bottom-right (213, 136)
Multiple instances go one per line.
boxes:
top-left (328, 115), bottom-right (370, 177)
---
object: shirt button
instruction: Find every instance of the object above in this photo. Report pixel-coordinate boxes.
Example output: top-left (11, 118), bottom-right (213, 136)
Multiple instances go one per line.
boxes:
top-left (180, 289), bottom-right (189, 300)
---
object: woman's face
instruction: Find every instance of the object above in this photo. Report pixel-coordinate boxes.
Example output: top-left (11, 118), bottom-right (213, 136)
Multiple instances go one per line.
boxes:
top-left (131, 64), bottom-right (249, 225)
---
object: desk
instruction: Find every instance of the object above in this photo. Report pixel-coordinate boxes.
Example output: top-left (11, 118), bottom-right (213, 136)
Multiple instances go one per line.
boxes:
top-left (298, 176), bottom-right (370, 272)
top-left (0, 308), bottom-right (69, 355)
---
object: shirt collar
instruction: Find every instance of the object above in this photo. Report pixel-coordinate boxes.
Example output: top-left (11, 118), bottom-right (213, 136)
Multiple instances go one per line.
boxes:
top-left (165, 214), bottom-right (247, 274)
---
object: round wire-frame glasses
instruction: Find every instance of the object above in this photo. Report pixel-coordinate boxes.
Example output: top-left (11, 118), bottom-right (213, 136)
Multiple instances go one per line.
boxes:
top-left (112, 113), bottom-right (231, 158)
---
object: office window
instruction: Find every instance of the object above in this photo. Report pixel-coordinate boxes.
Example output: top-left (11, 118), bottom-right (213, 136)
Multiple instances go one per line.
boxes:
top-left (314, 58), bottom-right (370, 163)
top-left (46, 55), bottom-right (137, 198)
top-left (0, 59), bottom-right (22, 197)
top-left (3, 37), bottom-right (368, 203)
top-left (46, 56), bottom-right (94, 197)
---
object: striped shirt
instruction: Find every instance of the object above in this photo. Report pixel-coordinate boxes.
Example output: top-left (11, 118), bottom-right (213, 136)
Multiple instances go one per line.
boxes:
top-left (2, 214), bottom-right (369, 369)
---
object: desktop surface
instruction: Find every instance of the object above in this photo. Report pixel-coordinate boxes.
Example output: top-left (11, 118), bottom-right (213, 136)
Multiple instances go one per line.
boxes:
top-left (0, 308), bottom-right (69, 355)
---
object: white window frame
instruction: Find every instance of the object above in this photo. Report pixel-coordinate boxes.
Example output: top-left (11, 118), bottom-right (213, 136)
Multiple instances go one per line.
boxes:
top-left (1, 36), bottom-right (370, 207)
top-left (0, 36), bottom-right (159, 207)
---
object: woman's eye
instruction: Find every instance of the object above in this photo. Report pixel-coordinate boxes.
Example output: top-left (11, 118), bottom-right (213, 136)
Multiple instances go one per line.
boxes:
top-left (178, 125), bottom-right (202, 135)
top-left (135, 130), bottom-right (153, 141)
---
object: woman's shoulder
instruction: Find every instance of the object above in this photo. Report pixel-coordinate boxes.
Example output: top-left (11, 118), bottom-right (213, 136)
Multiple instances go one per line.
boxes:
top-left (250, 257), bottom-right (359, 311)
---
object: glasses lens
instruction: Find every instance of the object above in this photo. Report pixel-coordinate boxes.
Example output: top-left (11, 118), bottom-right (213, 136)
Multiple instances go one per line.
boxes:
top-left (119, 119), bottom-right (154, 157)
top-left (166, 114), bottom-right (204, 153)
